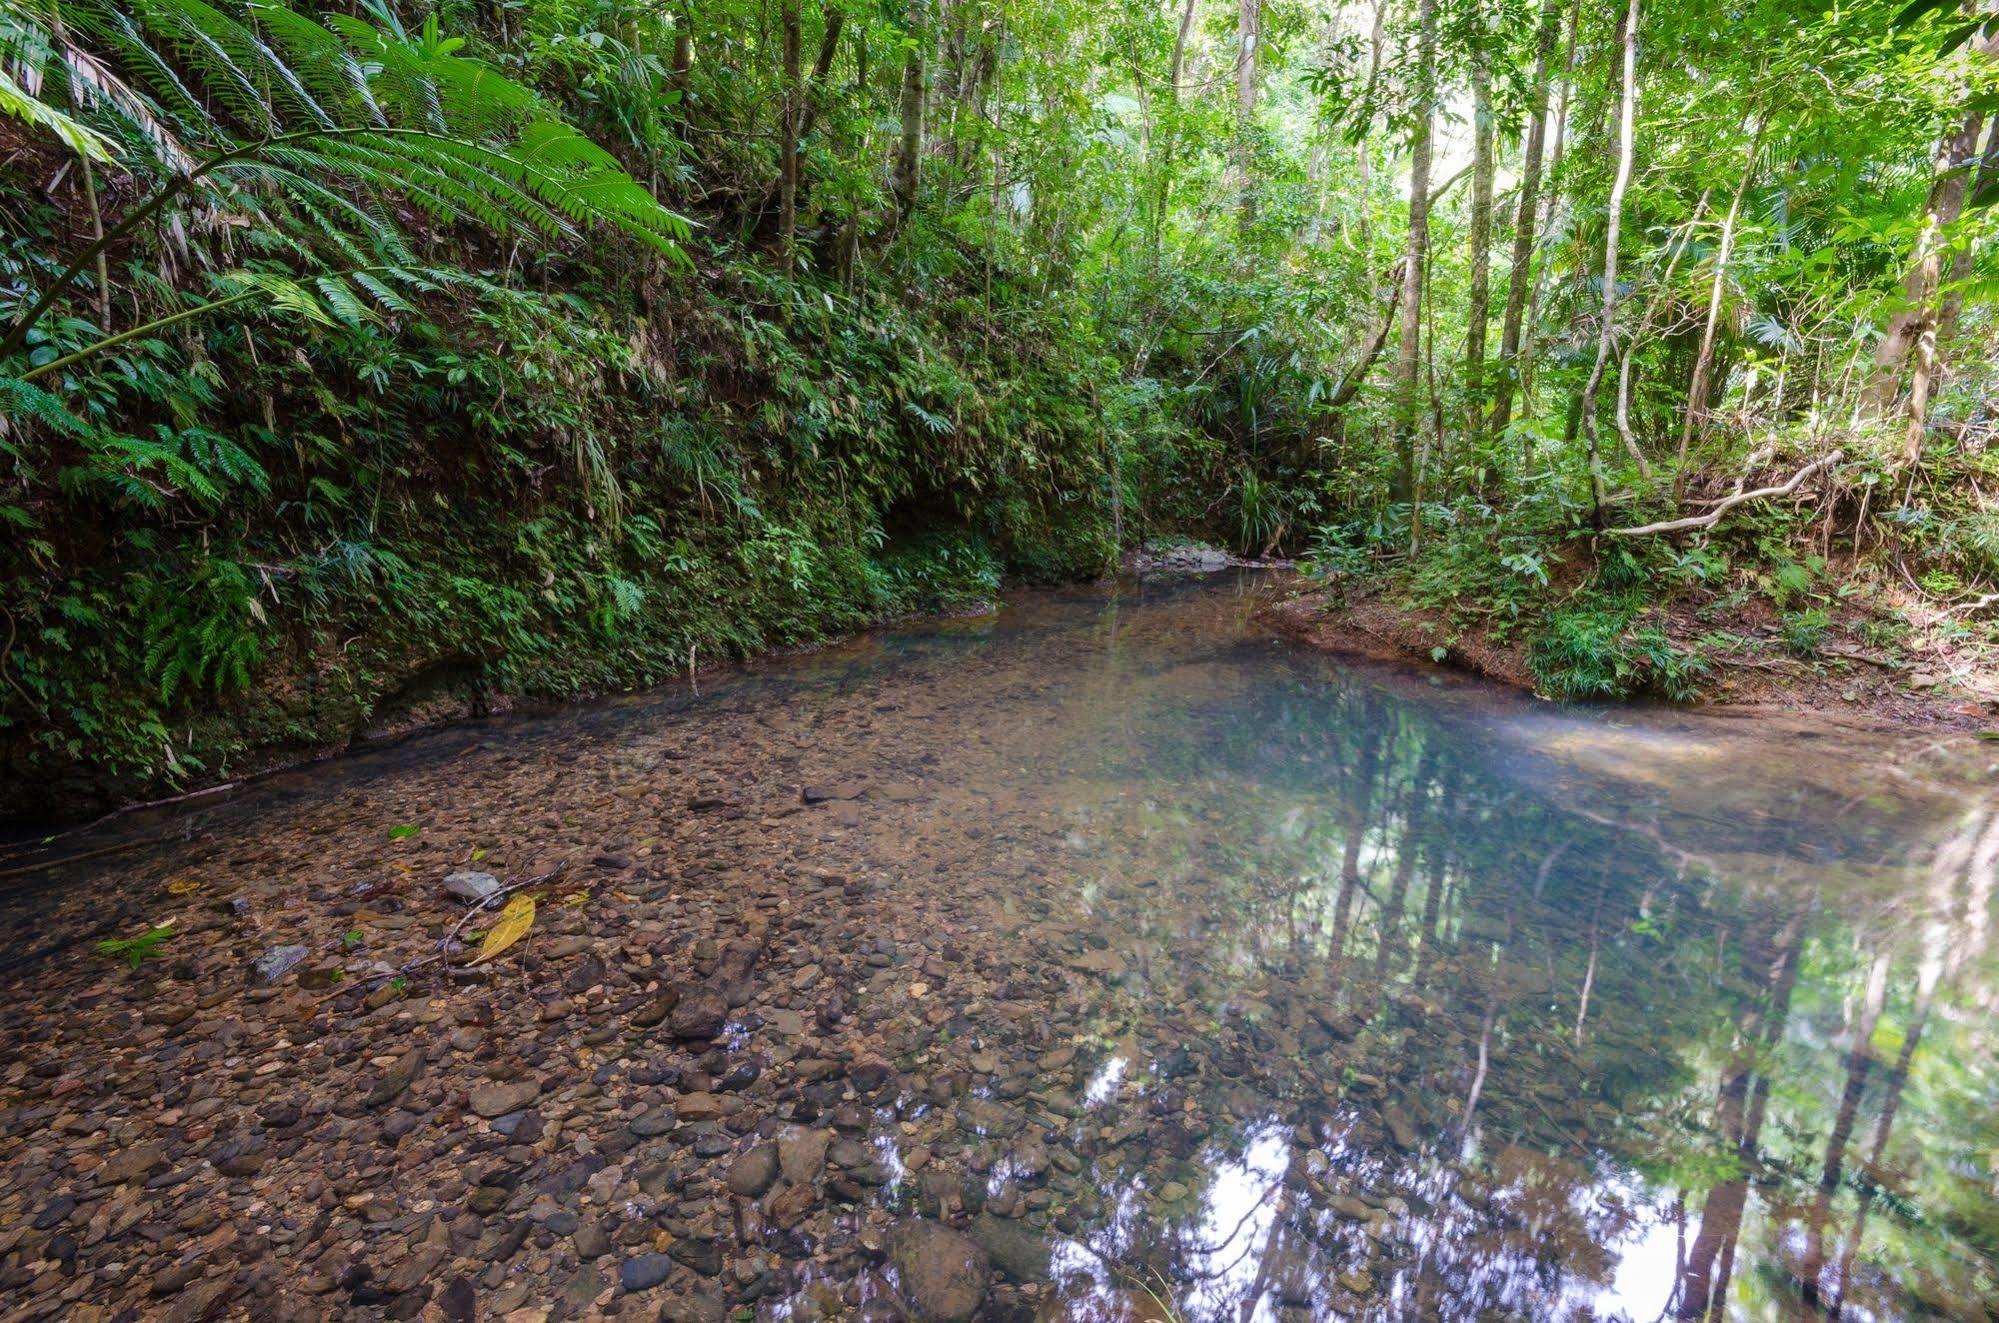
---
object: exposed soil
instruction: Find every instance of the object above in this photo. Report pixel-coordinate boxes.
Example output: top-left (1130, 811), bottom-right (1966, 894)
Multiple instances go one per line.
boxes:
top-left (1258, 577), bottom-right (1999, 734)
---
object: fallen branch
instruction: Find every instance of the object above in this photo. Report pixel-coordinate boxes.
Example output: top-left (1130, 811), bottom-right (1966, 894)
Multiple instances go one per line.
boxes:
top-left (1607, 450), bottom-right (1843, 537)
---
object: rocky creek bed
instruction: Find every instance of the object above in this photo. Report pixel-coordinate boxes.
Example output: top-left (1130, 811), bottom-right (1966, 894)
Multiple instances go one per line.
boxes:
top-left (1, 572), bottom-right (1995, 1322)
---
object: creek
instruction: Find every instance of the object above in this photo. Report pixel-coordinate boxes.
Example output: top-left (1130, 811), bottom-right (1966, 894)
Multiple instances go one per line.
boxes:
top-left (1, 571), bottom-right (1994, 1321)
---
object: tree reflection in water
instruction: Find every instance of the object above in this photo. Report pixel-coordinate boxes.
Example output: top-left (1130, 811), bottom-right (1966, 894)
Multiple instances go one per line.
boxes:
top-left (986, 584), bottom-right (1999, 1322)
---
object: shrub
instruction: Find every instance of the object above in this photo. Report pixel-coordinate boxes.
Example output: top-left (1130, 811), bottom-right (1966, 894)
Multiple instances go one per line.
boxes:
top-left (1529, 604), bottom-right (1709, 702)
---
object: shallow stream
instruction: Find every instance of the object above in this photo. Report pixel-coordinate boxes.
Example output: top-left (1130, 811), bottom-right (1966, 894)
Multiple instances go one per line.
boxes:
top-left (1, 572), bottom-right (1995, 1321)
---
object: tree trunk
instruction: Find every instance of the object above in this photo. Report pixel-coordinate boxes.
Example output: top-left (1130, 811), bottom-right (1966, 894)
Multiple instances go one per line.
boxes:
top-left (1514, 0), bottom-right (1583, 429)
top-left (1861, 106), bottom-right (1984, 434)
top-left (1939, 118), bottom-right (1999, 345)
top-left (797, 6), bottom-right (847, 142)
top-left (1490, 0), bottom-right (1563, 437)
top-left (1908, 115), bottom-right (1999, 463)
top-left (1391, 0), bottom-right (1438, 514)
top-left (1463, 12), bottom-right (1496, 440)
top-left (1797, 951), bottom-right (1892, 1308)
top-left (1151, 0), bottom-right (1198, 255)
top-left (777, 0), bottom-right (802, 272)
top-left (1580, 0), bottom-right (1643, 511)
top-left (1234, 0), bottom-right (1262, 235)
top-left (1354, 0), bottom-right (1386, 255)
top-left (1677, 118), bottom-right (1763, 485)
top-left (670, 11), bottom-right (693, 91)
top-left (890, 2), bottom-right (928, 229)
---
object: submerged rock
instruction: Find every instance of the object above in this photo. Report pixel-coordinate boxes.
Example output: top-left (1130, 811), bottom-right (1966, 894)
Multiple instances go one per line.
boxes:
top-left (971, 1213), bottom-right (1050, 1284)
top-left (890, 1220), bottom-right (990, 1322)
top-left (779, 1126), bottom-right (831, 1185)
top-left (727, 1142), bottom-right (780, 1197)
top-left (467, 1080), bottom-right (540, 1119)
top-left (618, 1253), bottom-right (674, 1293)
top-left (249, 944), bottom-right (308, 984)
top-left (443, 870), bottom-right (502, 903)
top-left (667, 983), bottom-right (729, 1039)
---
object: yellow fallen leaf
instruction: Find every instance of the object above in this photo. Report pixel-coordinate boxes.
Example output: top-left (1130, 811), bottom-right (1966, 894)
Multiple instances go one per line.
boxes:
top-left (164, 879), bottom-right (202, 896)
top-left (562, 892), bottom-right (589, 908)
top-left (469, 894), bottom-right (535, 965)
top-left (471, 847), bottom-right (488, 863)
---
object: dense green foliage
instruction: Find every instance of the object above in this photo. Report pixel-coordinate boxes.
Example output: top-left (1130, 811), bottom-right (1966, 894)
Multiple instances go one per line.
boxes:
top-left (5, 0), bottom-right (1999, 809)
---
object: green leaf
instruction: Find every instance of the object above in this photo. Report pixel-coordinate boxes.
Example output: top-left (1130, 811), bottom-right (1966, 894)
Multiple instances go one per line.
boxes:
top-left (1893, 0), bottom-right (1958, 27)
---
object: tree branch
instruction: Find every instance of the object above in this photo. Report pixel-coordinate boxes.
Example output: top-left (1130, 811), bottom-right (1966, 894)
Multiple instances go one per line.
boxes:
top-left (1606, 450), bottom-right (1843, 537)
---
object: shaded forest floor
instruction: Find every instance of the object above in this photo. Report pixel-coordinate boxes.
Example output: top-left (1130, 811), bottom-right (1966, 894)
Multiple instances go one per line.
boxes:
top-left (1258, 571), bottom-right (1999, 732)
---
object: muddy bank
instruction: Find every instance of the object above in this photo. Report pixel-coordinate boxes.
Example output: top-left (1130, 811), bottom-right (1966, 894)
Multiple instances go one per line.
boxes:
top-left (1258, 580), bottom-right (1999, 732)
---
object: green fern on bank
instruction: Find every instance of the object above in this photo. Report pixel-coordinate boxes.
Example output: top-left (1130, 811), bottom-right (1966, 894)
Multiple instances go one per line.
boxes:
top-left (1, 0), bottom-right (692, 374)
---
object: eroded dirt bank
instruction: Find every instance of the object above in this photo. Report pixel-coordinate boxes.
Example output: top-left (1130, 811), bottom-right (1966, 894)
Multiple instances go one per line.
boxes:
top-left (1258, 579), bottom-right (1999, 732)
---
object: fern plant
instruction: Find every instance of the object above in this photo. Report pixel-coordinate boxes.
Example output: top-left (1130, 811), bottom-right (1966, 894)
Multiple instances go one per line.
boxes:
top-left (0, 0), bottom-right (691, 375)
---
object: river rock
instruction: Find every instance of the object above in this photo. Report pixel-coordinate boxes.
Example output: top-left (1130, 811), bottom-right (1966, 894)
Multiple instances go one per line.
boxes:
top-left (100, 1145), bottom-right (165, 1184)
top-left (469, 1080), bottom-right (541, 1118)
top-left (971, 1213), bottom-right (1050, 1283)
top-left (559, 1263), bottom-right (607, 1314)
top-left (365, 1047), bottom-right (425, 1109)
top-left (890, 1220), bottom-right (990, 1322)
top-left (444, 870), bottom-right (503, 903)
top-left (629, 1106), bottom-right (677, 1138)
top-left (779, 1126), bottom-right (831, 1185)
top-left (658, 1292), bottom-right (729, 1323)
top-left (618, 1253), bottom-right (674, 1293)
top-left (667, 983), bottom-right (729, 1039)
top-left (669, 1234), bottom-right (723, 1276)
top-left (249, 944), bottom-right (308, 984)
top-left (711, 938), bottom-right (760, 1008)
top-left (849, 1059), bottom-right (894, 1093)
top-left (673, 1092), bottom-right (737, 1121)
top-left (728, 1142), bottom-right (780, 1197)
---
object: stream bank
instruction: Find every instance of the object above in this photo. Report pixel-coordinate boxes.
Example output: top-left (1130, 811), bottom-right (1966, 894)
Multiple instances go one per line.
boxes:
top-left (1259, 574), bottom-right (1999, 732)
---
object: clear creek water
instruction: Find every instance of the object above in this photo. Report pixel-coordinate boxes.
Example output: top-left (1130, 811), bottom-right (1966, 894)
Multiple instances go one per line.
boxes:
top-left (0, 571), bottom-right (1994, 1322)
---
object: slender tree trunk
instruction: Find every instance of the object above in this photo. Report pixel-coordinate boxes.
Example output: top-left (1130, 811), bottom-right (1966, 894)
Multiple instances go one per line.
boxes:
top-left (1903, 112), bottom-right (1998, 465)
top-left (1516, 0), bottom-right (1583, 428)
top-left (1678, 118), bottom-right (1763, 485)
top-left (777, 0), bottom-right (802, 272)
top-left (1463, 12), bottom-right (1496, 440)
top-left (1331, 259), bottom-right (1408, 408)
top-left (890, 1), bottom-right (928, 229)
top-left (1676, 906), bottom-right (1806, 1319)
top-left (797, 6), bottom-right (847, 142)
top-left (1612, 195), bottom-right (1704, 473)
top-left (1151, 0), bottom-right (1198, 256)
top-left (670, 7), bottom-right (693, 92)
top-left (1862, 106), bottom-right (1984, 434)
top-left (1581, 0), bottom-right (1644, 513)
top-left (1234, 0), bottom-right (1262, 235)
top-left (1355, 0), bottom-right (1385, 255)
top-left (1828, 963), bottom-right (1941, 1316)
top-left (1491, 0), bottom-right (1564, 437)
top-left (1939, 118), bottom-right (1999, 344)
top-left (1392, 0), bottom-right (1438, 516)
